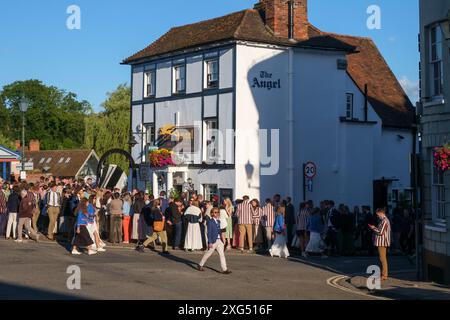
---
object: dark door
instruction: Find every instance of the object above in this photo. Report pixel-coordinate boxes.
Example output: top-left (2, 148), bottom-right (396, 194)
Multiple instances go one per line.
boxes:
top-left (373, 180), bottom-right (388, 212)
top-left (219, 188), bottom-right (234, 203)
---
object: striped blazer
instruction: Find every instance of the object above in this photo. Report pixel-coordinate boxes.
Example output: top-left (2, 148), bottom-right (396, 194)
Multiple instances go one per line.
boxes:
top-left (373, 216), bottom-right (392, 248)
top-left (251, 206), bottom-right (262, 225)
top-left (261, 204), bottom-right (275, 228)
top-left (236, 200), bottom-right (253, 225)
top-left (297, 208), bottom-right (311, 231)
top-left (0, 190), bottom-right (6, 214)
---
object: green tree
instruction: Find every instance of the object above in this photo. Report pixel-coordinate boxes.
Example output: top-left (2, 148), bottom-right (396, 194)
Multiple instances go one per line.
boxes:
top-left (0, 133), bottom-right (14, 150)
top-left (0, 80), bottom-right (92, 150)
top-left (84, 84), bottom-right (131, 173)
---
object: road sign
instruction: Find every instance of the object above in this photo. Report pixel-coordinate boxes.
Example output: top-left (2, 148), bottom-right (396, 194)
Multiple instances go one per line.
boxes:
top-left (19, 162), bottom-right (34, 171)
top-left (20, 171), bottom-right (27, 180)
top-left (304, 162), bottom-right (317, 179)
top-left (307, 179), bottom-right (313, 192)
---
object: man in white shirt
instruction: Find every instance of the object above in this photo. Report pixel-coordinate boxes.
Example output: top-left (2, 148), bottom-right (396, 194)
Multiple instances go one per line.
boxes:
top-left (46, 183), bottom-right (61, 240)
top-left (198, 207), bottom-right (231, 274)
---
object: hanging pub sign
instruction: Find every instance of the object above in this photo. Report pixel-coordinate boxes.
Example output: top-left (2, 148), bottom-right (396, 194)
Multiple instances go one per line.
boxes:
top-left (157, 125), bottom-right (199, 153)
top-left (251, 71), bottom-right (281, 90)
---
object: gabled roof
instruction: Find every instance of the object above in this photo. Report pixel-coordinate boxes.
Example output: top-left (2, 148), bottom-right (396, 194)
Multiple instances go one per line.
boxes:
top-left (0, 145), bottom-right (21, 160)
top-left (25, 149), bottom-right (99, 177)
top-left (122, 9), bottom-right (354, 64)
top-left (313, 30), bottom-right (416, 129)
top-left (122, 9), bottom-right (415, 129)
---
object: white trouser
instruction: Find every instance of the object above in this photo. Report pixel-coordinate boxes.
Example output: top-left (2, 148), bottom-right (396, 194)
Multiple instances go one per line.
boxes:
top-left (6, 212), bottom-right (18, 239)
top-left (199, 240), bottom-right (228, 272)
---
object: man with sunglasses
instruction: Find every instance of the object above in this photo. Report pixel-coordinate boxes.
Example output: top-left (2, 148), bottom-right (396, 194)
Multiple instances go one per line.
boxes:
top-left (197, 207), bottom-right (232, 275)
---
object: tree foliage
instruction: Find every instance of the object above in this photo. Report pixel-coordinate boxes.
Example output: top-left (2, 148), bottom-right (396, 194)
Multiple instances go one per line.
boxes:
top-left (0, 133), bottom-right (14, 150)
top-left (0, 80), bottom-right (132, 173)
top-left (84, 84), bottom-right (131, 173)
top-left (0, 80), bottom-right (92, 150)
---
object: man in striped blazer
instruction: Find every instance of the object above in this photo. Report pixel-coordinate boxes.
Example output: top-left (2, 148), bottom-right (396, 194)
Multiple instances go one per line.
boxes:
top-left (236, 196), bottom-right (253, 253)
top-left (261, 199), bottom-right (275, 250)
top-left (369, 208), bottom-right (392, 281)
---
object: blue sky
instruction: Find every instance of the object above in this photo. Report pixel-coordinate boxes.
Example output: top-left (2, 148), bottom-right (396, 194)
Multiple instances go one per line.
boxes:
top-left (0, 0), bottom-right (419, 112)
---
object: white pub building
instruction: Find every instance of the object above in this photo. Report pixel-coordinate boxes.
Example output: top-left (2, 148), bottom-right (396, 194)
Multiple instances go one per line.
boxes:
top-left (123, 0), bottom-right (416, 209)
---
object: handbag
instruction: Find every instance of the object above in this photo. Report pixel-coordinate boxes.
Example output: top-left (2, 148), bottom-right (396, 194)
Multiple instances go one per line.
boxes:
top-left (153, 220), bottom-right (165, 232)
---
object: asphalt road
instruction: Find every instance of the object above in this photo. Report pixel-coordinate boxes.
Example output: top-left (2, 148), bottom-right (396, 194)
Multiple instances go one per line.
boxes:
top-left (0, 239), bottom-right (376, 300)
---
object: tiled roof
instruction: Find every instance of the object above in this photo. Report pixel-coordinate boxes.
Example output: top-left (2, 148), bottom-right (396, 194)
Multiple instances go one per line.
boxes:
top-left (25, 149), bottom-right (98, 177)
top-left (123, 9), bottom-right (415, 129)
top-left (122, 10), bottom-right (355, 64)
top-left (319, 32), bottom-right (416, 128)
top-left (0, 145), bottom-right (21, 160)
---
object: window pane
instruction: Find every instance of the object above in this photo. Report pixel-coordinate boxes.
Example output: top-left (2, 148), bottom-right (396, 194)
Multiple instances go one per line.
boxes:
top-left (431, 43), bottom-right (437, 61)
top-left (431, 27), bottom-right (437, 43)
top-left (436, 25), bottom-right (443, 43)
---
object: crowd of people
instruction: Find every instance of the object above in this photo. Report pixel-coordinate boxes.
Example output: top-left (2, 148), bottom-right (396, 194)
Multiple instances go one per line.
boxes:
top-left (0, 175), bottom-right (414, 278)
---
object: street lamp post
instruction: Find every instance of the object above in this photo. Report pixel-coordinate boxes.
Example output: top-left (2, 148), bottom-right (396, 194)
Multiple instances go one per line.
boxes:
top-left (128, 128), bottom-right (140, 191)
top-left (19, 97), bottom-right (30, 180)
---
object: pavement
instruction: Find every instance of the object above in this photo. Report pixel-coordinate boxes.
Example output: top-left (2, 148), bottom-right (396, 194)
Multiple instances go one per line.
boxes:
top-left (0, 237), bottom-right (449, 300)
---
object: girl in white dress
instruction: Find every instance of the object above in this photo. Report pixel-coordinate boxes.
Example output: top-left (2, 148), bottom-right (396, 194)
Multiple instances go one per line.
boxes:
top-left (184, 201), bottom-right (203, 251)
top-left (269, 203), bottom-right (290, 259)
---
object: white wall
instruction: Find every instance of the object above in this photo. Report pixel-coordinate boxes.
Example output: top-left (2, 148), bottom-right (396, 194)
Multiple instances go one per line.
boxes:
top-left (131, 104), bottom-right (143, 164)
top-left (235, 44), bottom-right (289, 200)
top-left (375, 128), bottom-right (413, 190)
top-left (293, 49), bottom-right (349, 206)
top-left (218, 92), bottom-right (234, 164)
top-left (143, 103), bottom-right (155, 123)
top-left (339, 123), bottom-right (375, 208)
top-left (132, 66), bottom-right (144, 102)
top-left (220, 48), bottom-right (234, 89)
top-left (345, 76), bottom-right (380, 122)
top-left (156, 61), bottom-right (172, 98)
top-left (187, 55), bottom-right (203, 94)
top-left (188, 168), bottom-right (235, 196)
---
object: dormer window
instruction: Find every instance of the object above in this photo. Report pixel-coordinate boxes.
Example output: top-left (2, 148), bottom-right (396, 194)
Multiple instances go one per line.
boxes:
top-left (205, 59), bottom-right (219, 88)
top-left (173, 65), bottom-right (186, 93)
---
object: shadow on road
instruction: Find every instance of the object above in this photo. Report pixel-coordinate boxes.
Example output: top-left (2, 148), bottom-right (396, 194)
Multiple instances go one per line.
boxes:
top-left (367, 285), bottom-right (450, 300)
top-left (0, 282), bottom-right (80, 300)
top-left (155, 251), bottom-right (223, 274)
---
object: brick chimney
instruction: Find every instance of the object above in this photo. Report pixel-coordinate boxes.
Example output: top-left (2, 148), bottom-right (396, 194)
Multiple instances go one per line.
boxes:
top-left (29, 139), bottom-right (40, 152)
top-left (14, 140), bottom-right (21, 151)
top-left (255, 0), bottom-right (309, 40)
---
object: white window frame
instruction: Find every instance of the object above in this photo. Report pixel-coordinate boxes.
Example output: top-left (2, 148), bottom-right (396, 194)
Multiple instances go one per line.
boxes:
top-left (173, 65), bottom-right (186, 94)
top-left (346, 93), bottom-right (354, 120)
top-left (203, 118), bottom-right (219, 163)
top-left (142, 123), bottom-right (155, 163)
top-left (144, 71), bottom-right (156, 97)
top-left (205, 59), bottom-right (219, 88)
top-left (429, 24), bottom-right (444, 98)
top-left (144, 123), bottom-right (156, 148)
top-left (431, 150), bottom-right (447, 223)
top-left (203, 184), bottom-right (218, 202)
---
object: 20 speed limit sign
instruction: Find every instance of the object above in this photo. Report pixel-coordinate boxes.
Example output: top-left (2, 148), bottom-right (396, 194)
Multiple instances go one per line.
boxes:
top-left (304, 162), bottom-right (317, 179)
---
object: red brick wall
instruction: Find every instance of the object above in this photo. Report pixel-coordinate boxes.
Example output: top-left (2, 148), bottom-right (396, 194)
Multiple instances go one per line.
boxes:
top-left (29, 139), bottom-right (40, 152)
top-left (258, 0), bottom-right (308, 40)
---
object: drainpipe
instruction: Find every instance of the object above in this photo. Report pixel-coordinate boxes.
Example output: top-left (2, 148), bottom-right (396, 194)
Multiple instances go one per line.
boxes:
top-left (288, 1), bottom-right (294, 40)
top-left (287, 48), bottom-right (295, 199)
top-left (364, 84), bottom-right (369, 122)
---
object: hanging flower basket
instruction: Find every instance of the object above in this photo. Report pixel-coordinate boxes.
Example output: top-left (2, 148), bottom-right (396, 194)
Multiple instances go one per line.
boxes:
top-left (149, 149), bottom-right (175, 168)
top-left (434, 143), bottom-right (450, 172)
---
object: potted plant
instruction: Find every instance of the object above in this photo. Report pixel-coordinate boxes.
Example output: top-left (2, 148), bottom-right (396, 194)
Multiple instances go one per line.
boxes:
top-left (149, 148), bottom-right (175, 168)
top-left (434, 143), bottom-right (450, 172)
